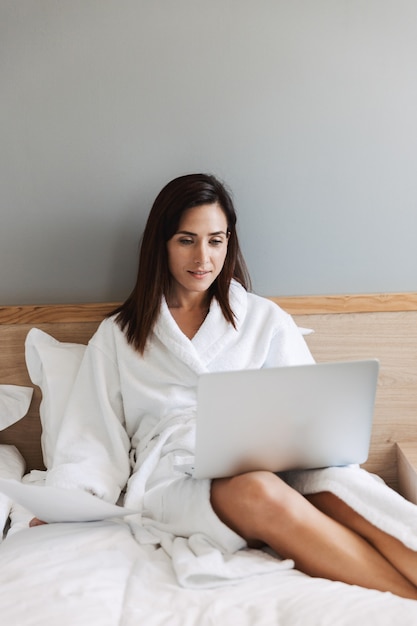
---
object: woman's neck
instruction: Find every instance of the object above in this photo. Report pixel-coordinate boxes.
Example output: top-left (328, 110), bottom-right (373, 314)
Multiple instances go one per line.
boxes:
top-left (166, 287), bottom-right (211, 312)
top-left (166, 290), bottom-right (211, 339)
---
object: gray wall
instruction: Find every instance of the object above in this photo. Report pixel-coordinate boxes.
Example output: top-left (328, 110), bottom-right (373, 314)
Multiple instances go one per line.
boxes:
top-left (1, 0), bottom-right (417, 305)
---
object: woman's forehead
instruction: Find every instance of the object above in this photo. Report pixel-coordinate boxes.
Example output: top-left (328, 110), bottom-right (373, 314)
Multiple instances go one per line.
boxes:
top-left (177, 203), bottom-right (227, 231)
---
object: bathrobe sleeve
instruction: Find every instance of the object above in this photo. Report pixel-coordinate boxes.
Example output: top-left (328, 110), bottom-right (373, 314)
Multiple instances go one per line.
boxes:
top-left (45, 325), bottom-right (131, 503)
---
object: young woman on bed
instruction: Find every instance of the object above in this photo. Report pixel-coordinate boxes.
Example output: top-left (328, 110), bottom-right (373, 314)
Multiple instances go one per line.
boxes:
top-left (32, 173), bottom-right (417, 600)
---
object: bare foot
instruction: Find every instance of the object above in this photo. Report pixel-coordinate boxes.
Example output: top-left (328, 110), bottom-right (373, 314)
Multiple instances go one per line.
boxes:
top-left (29, 517), bottom-right (47, 527)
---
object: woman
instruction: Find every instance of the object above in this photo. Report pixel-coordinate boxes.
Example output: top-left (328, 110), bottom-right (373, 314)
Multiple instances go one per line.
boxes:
top-left (40, 173), bottom-right (417, 598)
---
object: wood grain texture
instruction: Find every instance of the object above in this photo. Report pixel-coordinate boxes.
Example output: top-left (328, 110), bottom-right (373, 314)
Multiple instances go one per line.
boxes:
top-left (396, 443), bottom-right (417, 504)
top-left (0, 303), bottom-right (118, 324)
top-left (270, 292), bottom-right (417, 314)
top-left (1, 293), bottom-right (417, 490)
top-left (1, 292), bottom-right (417, 323)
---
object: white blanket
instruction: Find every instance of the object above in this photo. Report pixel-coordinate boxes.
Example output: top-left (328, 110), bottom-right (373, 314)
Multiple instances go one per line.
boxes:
top-left (1, 519), bottom-right (417, 626)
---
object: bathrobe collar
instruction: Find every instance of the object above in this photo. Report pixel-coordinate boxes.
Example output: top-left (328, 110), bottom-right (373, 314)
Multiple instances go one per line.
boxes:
top-left (153, 281), bottom-right (248, 374)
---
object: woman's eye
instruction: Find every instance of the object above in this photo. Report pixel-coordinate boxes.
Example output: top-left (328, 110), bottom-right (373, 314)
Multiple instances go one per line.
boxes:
top-left (179, 238), bottom-right (193, 245)
top-left (209, 239), bottom-right (224, 246)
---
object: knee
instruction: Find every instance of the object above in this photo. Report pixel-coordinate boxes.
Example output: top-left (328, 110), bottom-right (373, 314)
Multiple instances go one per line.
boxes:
top-left (211, 471), bottom-right (296, 537)
top-left (240, 471), bottom-right (301, 519)
top-left (234, 471), bottom-right (282, 508)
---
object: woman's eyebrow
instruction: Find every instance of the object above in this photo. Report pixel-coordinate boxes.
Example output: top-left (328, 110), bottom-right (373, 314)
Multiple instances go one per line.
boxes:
top-left (176, 230), bottom-right (228, 236)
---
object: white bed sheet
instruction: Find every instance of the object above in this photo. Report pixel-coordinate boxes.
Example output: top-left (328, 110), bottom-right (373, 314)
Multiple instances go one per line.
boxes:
top-left (1, 520), bottom-right (417, 625)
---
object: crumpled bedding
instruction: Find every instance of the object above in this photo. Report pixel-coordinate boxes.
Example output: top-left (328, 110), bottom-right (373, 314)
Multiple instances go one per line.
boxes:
top-left (1, 518), bottom-right (417, 626)
top-left (0, 445), bottom-right (25, 540)
top-left (11, 459), bottom-right (417, 591)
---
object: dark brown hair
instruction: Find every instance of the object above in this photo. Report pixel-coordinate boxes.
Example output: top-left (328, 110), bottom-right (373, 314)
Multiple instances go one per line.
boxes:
top-left (112, 173), bottom-right (251, 353)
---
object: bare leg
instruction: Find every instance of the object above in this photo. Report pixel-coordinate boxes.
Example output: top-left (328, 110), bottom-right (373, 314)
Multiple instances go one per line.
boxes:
top-left (307, 491), bottom-right (417, 589)
top-left (210, 471), bottom-right (417, 600)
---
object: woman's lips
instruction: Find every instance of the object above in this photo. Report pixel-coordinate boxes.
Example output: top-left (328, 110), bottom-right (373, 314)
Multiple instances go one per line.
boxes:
top-left (188, 270), bottom-right (211, 279)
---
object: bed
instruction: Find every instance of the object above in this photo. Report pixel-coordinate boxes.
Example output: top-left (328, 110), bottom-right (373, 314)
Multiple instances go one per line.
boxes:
top-left (1, 293), bottom-right (417, 625)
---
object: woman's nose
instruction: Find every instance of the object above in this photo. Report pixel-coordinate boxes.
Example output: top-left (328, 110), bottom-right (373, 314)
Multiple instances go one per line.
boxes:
top-left (194, 243), bottom-right (209, 264)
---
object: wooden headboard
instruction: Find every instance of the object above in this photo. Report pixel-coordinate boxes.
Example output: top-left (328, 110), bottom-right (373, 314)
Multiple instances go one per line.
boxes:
top-left (1, 294), bottom-right (417, 492)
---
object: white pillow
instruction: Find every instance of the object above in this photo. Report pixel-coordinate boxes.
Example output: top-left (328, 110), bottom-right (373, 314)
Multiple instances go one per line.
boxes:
top-left (25, 328), bottom-right (86, 469)
top-left (0, 445), bottom-right (25, 540)
top-left (0, 385), bottom-right (33, 430)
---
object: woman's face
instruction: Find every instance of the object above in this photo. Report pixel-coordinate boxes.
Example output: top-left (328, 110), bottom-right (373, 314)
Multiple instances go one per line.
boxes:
top-left (166, 202), bottom-right (229, 302)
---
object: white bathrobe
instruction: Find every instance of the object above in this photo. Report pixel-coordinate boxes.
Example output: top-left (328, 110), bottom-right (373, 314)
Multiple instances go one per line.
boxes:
top-left (46, 281), bottom-right (417, 588)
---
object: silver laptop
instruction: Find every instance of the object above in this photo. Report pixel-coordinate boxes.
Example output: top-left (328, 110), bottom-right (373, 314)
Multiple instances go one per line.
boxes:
top-left (191, 359), bottom-right (379, 479)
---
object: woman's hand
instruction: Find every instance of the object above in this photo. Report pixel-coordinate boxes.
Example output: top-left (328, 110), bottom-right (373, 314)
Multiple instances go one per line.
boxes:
top-left (29, 517), bottom-right (47, 527)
